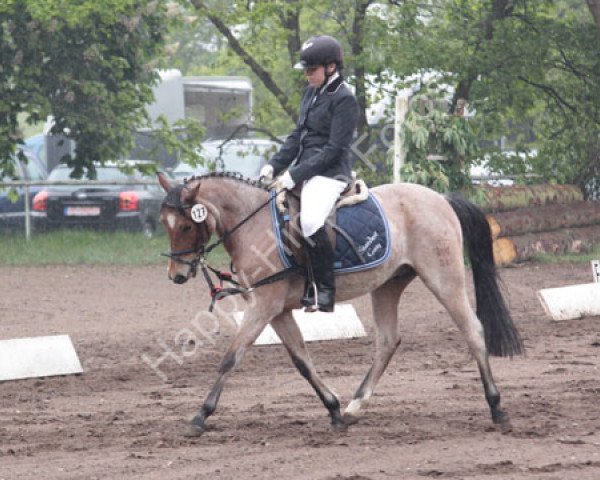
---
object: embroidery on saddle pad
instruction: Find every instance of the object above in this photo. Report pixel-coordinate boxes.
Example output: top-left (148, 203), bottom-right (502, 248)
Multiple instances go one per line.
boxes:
top-left (270, 191), bottom-right (391, 274)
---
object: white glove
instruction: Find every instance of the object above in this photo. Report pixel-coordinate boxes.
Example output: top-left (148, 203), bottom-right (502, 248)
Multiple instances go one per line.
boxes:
top-left (269, 171), bottom-right (295, 191)
top-left (269, 171), bottom-right (295, 214)
top-left (259, 164), bottom-right (274, 182)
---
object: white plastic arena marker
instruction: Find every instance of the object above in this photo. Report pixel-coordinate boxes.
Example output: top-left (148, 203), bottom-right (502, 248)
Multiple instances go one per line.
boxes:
top-left (538, 283), bottom-right (600, 321)
top-left (0, 335), bottom-right (83, 382)
top-left (592, 260), bottom-right (600, 283)
top-left (233, 304), bottom-right (367, 346)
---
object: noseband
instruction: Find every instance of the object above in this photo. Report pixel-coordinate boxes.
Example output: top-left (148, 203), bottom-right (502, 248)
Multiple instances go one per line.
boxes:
top-left (161, 245), bottom-right (205, 278)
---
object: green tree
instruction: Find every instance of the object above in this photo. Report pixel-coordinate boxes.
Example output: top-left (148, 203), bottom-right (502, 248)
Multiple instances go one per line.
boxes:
top-left (167, 1), bottom-right (599, 192)
top-left (530, 1), bottom-right (600, 196)
top-left (0, 0), bottom-right (183, 178)
top-left (399, 87), bottom-right (480, 192)
top-left (401, 1), bottom-right (600, 195)
top-left (181, 0), bottom-right (412, 135)
top-left (172, 1), bottom-right (532, 187)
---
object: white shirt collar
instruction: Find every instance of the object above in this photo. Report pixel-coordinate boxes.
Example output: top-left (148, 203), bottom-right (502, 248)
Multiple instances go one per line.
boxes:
top-left (319, 71), bottom-right (340, 94)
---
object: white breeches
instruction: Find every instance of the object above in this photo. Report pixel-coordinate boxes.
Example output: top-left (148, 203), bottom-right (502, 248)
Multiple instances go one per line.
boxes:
top-left (300, 175), bottom-right (347, 237)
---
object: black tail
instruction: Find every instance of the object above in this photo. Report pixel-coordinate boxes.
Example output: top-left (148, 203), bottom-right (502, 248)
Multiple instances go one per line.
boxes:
top-left (445, 193), bottom-right (523, 357)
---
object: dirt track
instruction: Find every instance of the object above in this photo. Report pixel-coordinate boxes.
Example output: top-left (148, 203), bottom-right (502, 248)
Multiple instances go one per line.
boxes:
top-left (1, 262), bottom-right (599, 479)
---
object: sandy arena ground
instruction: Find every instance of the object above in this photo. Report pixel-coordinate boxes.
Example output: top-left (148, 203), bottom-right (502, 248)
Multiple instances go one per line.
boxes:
top-left (1, 262), bottom-right (599, 479)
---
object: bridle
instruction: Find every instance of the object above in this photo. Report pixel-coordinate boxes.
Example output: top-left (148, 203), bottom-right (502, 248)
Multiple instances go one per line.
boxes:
top-left (161, 182), bottom-right (278, 263)
top-left (160, 183), bottom-right (210, 278)
top-left (161, 183), bottom-right (303, 310)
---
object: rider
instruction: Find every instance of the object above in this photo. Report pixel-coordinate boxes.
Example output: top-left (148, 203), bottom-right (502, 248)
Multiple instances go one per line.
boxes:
top-left (260, 35), bottom-right (360, 313)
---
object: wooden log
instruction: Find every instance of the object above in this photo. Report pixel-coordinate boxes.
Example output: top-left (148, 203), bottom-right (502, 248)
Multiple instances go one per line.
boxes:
top-left (472, 184), bottom-right (583, 212)
top-left (492, 225), bottom-right (600, 265)
top-left (487, 201), bottom-right (600, 239)
top-left (493, 237), bottom-right (517, 265)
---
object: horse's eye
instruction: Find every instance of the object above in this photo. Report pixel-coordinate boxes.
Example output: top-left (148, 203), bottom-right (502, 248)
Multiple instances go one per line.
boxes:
top-left (182, 225), bottom-right (193, 233)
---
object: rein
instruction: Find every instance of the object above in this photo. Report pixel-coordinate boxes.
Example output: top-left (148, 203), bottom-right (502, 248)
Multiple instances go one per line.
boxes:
top-left (162, 186), bottom-right (302, 311)
top-left (199, 257), bottom-right (302, 312)
top-left (204, 189), bottom-right (279, 256)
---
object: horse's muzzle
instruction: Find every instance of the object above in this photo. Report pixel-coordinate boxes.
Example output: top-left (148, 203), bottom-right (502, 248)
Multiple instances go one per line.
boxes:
top-left (173, 274), bottom-right (189, 284)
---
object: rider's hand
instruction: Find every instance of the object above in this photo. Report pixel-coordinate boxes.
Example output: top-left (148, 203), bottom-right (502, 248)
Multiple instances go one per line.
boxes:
top-left (259, 164), bottom-right (274, 184)
top-left (268, 171), bottom-right (295, 191)
top-left (268, 171), bottom-right (294, 214)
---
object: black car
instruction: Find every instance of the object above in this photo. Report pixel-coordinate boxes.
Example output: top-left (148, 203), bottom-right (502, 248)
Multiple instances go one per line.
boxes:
top-left (32, 163), bottom-right (164, 237)
top-left (0, 151), bottom-right (48, 231)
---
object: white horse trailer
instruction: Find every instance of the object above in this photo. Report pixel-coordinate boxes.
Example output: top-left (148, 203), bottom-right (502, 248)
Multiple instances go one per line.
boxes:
top-left (147, 70), bottom-right (253, 137)
top-left (43, 70), bottom-right (254, 170)
top-left (183, 76), bottom-right (253, 139)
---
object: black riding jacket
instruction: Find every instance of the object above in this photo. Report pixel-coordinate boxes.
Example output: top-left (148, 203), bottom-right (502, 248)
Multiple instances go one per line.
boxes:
top-left (268, 75), bottom-right (359, 185)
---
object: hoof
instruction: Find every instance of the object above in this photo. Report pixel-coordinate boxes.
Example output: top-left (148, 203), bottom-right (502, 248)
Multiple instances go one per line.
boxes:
top-left (183, 423), bottom-right (205, 438)
top-left (496, 419), bottom-right (513, 434)
top-left (492, 409), bottom-right (509, 424)
top-left (331, 420), bottom-right (348, 432)
top-left (488, 420), bottom-right (512, 434)
top-left (342, 413), bottom-right (360, 426)
top-left (491, 410), bottom-right (512, 433)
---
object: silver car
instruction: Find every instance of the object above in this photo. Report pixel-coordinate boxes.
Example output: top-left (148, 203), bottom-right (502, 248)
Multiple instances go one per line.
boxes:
top-left (173, 138), bottom-right (280, 181)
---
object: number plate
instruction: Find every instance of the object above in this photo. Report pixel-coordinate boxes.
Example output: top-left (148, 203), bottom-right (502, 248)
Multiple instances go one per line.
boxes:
top-left (64, 206), bottom-right (101, 217)
top-left (592, 260), bottom-right (600, 283)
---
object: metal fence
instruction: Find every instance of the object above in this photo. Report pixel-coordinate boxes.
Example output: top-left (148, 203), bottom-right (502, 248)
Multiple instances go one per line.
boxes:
top-left (0, 179), bottom-right (159, 241)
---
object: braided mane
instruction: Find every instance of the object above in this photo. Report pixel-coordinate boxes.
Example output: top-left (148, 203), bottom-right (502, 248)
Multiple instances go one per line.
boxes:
top-left (183, 171), bottom-right (268, 191)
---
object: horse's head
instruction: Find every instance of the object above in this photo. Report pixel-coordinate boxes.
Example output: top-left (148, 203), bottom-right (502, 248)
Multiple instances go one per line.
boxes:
top-left (158, 172), bottom-right (217, 284)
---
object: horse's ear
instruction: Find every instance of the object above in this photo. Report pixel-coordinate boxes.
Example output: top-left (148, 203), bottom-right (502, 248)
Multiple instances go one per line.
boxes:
top-left (181, 181), bottom-right (201, 204)
top-left (157, 172), bottom-right (172, 193)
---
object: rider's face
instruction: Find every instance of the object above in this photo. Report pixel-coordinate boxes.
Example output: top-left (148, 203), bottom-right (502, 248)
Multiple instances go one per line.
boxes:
top-left (305, 66), bottom-right (324, 87)
top-left (304, 64), bottom-right (335, 88)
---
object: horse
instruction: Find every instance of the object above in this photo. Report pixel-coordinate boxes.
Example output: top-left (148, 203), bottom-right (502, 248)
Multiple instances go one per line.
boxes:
top-left (156, 171), bottom-right (523, 437)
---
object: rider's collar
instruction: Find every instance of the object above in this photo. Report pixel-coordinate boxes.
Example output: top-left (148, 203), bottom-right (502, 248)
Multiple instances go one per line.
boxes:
top-left (319, 71), bottom-right (342, 95)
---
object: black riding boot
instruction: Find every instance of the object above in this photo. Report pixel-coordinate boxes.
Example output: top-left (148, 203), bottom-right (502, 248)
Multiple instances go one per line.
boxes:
top-left (303, 227), bottom-right (335, 313)
top-left (301, 277), bottom-right (316, 308)
top-left (301, 238), bottom-right (316, 308)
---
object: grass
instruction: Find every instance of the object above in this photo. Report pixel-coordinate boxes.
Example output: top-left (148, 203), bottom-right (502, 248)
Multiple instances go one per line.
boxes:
top-left (0, 229), bottom-right (598, 267)
top-left (531, 242), bottom-right (600, 264)
top-left (0, 229), bottom-right (228, 266)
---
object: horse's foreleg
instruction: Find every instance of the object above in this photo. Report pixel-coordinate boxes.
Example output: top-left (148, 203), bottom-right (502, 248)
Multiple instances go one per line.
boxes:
top-left (271, 311), bottom-right (346, 430)
top-left (344, 275), bottom-right (412, 421)
top-left (185, 302), bottom-right (276, 437)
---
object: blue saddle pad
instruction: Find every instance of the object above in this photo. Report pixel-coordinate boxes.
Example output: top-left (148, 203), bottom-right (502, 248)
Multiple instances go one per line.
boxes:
top-left (271, 191), bottom-right (391, 274)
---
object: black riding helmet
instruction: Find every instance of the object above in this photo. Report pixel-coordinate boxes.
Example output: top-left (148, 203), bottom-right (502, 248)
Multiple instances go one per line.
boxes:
top-left (294, 35), bottom-right (344, 70)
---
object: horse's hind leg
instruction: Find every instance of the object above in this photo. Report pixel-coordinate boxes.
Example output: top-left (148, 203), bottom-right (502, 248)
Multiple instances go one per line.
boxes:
top-left (271, 311), bottom-right (346, 430)
top-left (418, 267), bottom-right (509, 427)
top-left (344, 272), bottom-right (415, 422)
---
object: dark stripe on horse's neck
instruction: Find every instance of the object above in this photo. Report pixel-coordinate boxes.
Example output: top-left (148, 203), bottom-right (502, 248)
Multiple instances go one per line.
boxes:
top-left (184, 171), bottom-right (269, 191)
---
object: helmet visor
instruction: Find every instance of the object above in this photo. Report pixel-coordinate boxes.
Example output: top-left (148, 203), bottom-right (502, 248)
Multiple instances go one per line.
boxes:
top-left (294, 60), bottom-right (317, 70)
